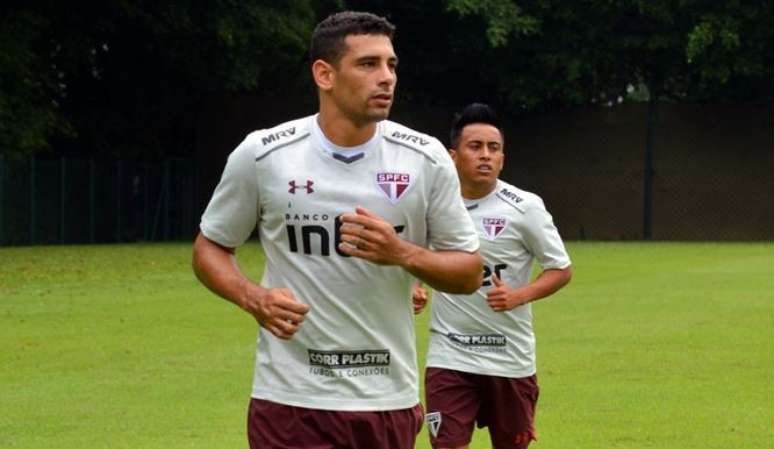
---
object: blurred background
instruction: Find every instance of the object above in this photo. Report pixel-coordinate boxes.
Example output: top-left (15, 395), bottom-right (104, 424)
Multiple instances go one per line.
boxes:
top-left (2, 0), bottom-right (772, 245)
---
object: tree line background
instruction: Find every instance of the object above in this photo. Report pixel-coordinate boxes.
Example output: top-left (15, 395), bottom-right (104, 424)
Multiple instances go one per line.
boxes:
top-left (2, 0), bottom-right (773, 244)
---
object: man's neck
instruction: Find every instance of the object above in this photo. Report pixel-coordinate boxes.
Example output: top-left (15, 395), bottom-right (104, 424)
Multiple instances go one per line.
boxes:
top-left (461, 180), bottom-right (498, 200)
top-left (317, 109), bottom-right (378, 147)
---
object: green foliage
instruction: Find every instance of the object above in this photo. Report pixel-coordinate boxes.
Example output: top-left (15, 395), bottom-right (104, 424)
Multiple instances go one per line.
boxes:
top-left (0, 11), bottom-right (73, 159)
top-left (0, 1), bottom-right (318, 158)
top-left (446, 0), bottom-right (539, 47)
top-left (684, 2), bottom-right (774, 98)
top-left (2, 1), bottom-right (773, 157)
top-left (440, 0), bottom-right (774, 110)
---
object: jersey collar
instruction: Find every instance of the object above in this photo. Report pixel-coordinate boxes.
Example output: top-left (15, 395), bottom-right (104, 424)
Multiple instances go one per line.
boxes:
top-left (311, 114), bottom-right (381, 164)
top-left (463, 180), bottom-right (501, 210)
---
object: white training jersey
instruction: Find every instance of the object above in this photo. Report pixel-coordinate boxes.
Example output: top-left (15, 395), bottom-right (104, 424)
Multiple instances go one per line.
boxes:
top-left (426, 179), bottom-right (570, 378)
top-left (200, 115), bottom-right (479, 411)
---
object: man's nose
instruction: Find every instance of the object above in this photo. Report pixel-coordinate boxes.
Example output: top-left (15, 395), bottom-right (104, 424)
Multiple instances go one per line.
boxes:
top-left (378, 63), bottom-right (396, 85)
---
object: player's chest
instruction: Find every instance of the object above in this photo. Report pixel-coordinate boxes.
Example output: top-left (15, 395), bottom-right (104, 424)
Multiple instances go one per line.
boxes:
top-left (259, 151), bottom-right (427, 221)
top-left (470, 207), bottom-right (527, 255)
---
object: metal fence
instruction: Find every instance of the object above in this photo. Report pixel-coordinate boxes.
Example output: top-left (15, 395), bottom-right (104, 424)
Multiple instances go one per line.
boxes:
top-left (4, 100), bottom-right (774, 245)
top-left (0, 156), bottom-right (199, 246)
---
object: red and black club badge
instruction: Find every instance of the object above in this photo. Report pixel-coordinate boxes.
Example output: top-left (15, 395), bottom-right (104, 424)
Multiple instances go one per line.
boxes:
top-left (482, 217), bottom-right (508, 240)
top-left (376, 172), bottom-right (411, 204)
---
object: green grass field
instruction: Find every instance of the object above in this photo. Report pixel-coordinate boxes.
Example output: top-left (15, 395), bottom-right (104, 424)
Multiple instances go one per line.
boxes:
top-left (1, 242), bottom-right (772, 448)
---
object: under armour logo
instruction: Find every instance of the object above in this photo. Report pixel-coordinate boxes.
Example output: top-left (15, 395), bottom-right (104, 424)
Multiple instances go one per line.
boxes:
top-left (289, 180), bottom-right (314, 194)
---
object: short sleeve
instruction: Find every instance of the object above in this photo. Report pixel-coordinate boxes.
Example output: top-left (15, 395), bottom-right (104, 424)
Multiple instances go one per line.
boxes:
top-left (199, 139), bottom-right (260, 248)
top-left (520, 201), bottom-right (571, 270)
top-left (426, 148), bottom-right (480, 252)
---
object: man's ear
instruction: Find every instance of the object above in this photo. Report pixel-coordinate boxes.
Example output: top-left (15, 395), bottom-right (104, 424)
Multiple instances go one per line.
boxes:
top-left (312, 59), bottom-right (335, 91)
top-left (449, 148), bottom-right (457, 162)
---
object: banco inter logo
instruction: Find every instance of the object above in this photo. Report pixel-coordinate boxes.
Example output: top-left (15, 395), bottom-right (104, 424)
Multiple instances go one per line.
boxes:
top-left (286, 213), bottom-right (405, 257)
top-left (447, 333), bottom-right (507, 347)
top-left (308, 349), bottom-right (391, 369)
top-left (286, 213), bottom-right (345, 257)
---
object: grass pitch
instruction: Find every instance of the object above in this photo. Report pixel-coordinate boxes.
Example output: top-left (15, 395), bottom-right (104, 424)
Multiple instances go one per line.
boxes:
top-left (1, 242), bottom-right (772, 448)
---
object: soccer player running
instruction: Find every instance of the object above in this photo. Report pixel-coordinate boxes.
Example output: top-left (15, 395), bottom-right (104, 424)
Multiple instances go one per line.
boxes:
top-left (414, 103), bottom-right (572, 449)
top-left (192, 11), bottom-right (483, 449)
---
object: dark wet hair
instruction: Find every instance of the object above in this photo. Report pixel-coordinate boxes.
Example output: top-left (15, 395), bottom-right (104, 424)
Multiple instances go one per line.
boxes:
top-left (450, 103), bottom-right (503, 149)
top-left (310, 11), bottom-right (395, 66)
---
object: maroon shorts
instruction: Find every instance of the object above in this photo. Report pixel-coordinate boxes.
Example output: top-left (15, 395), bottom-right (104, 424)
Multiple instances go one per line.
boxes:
top-left (247, 398), bottom-right (423, 449)
top-left (425, 367), bottom-right (539, 449)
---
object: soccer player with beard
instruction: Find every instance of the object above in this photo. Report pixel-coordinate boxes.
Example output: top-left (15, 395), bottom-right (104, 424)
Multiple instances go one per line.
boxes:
top-left (414, 103), bottom-right (572, 449)
top-left (192, 11), bottom-right (483, 449)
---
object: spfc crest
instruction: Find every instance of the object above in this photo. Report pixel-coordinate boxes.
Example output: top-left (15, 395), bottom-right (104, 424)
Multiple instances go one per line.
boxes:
top-left (376, 172), bottom-right (411, 204)
top-left (425, 411), bottom-right (442, 438)
top-left (482, 217), bottom-right (508, 240)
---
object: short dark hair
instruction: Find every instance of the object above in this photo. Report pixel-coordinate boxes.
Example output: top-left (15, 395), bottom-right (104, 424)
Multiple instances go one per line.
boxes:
top-left (310, 11), bottom-right (396, 66)
top-left (449, 103), bottom-right (503, 149)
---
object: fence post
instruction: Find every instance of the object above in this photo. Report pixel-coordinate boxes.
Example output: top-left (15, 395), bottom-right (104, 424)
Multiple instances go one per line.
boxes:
top-left (192, 159), bottom-right (198, 239)
top-left (30, 156), bottom-right (37, 245)
top-left (643, 98), bottom-right (658, 240)
top-left (143, 161), bottom-right (150, 241)
top-left (116, 160), bottom-right (123, 243)
top-left (0, 155), bottom-right (4, 245)
top-left (150, 162), bottom-right (168, 241)
top-left (187, 159), bottom-right (195, 238)
top-left (164, 159), bottom-right (170, 240)
top-left (90, 158), bottom-right (96, 243)
top-left (60, 157), bottom-right (66, 244)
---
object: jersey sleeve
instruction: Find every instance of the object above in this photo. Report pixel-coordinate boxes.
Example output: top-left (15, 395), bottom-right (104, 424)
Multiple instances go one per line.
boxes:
top-left (426, 148), bottom-right (480, 252)
top-left (199, 138), bottom-right (260, 248)
top-left (520, 200), bottom-right (571, 270)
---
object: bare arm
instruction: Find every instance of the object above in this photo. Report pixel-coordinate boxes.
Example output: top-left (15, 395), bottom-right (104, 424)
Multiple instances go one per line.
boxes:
top-left (486, 266), bottom-right (572, 312)
top-left (398, 246), bottom-right (482, 294)
top-left (192, 232), bottom-right (309, 339)
top-left (338, 207), bottom-right (483, 294)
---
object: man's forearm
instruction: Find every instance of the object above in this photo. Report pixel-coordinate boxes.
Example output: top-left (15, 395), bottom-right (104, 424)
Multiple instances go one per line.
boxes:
top-left (193, 233), bottom-right (310, 339)
top-left (400, 246), bottom-right (483, 294)
top-left (192, 233), bottom-right (256, 309)
top-left (520, 266), bottom-right (572, 303)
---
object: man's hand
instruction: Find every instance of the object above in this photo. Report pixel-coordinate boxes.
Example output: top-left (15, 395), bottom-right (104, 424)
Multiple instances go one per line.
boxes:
top-left (337, 206), bottom-right (483, 294)
top-left (338, 206), bottom-right (415, 265)
top-left (240, 284), bottom-right (310, 340)
top-left (486, 273), bottom-right (529, 312)
top-left (411, 282), bottom-right (429, 315)
top-left (193, 233), bottom-right (311, 340)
